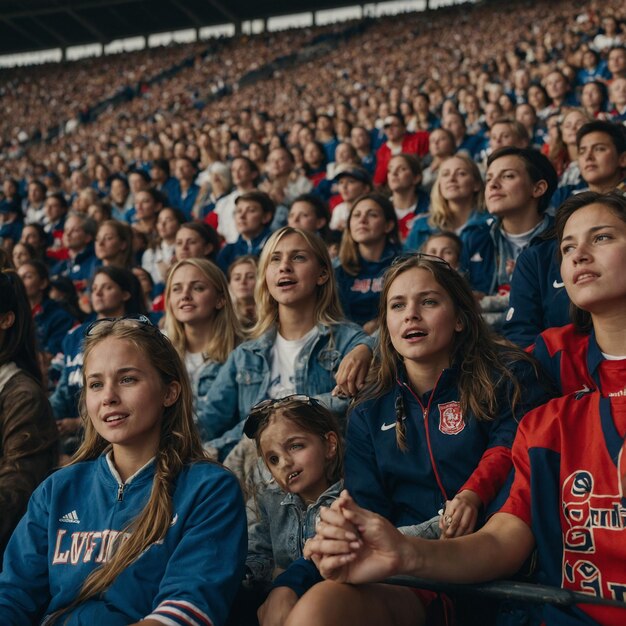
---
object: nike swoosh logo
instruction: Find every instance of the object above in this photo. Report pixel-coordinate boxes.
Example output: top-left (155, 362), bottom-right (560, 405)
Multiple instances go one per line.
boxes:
top-left (553, 280), bottom-right (564, 288)
top-left (380, 422), bottom-right (396, 431)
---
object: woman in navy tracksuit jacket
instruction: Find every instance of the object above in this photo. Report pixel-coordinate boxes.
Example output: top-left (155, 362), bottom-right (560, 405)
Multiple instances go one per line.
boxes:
top-left (270, 255), bottom-right (552, 624)
top-left (335, 193), bottom-right (402, 329)
top-left (344, 355), bottom-right (549, 527)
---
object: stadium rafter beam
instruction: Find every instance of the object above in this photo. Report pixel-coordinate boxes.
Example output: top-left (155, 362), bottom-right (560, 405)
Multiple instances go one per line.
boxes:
top-left (170, 0), bottom-right (203, 28)
top-left (30, 15), bottom-right (70, 46)
top-left (65, 8), bottom-right (107, 43)
top-left (0, 0), bottom-right (147, 21)
top-left (205, 0), bottom-right (239, 26)
top-left (0, 0), bottom-right (442, 57)
top-left (106, 5), bottom-right (133, 30)
top-left (1, 16), bottom-right (47, 49)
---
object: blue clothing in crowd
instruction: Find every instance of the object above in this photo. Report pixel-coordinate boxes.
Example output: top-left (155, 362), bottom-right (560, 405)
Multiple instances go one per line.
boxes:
top-left (549, 180), bottom-right (588, 212)
top-left (502, 237), bottom-right (571, 348)
top-left (216, 226), bottom-right (273, 274)
top-left (461, 214), bottom-right (552, 295)
top-left (344, 361), bottom-right (552, 526)
top-left (458, 133), bottom-right (486, 160)
top-left (321, 138), bottom-right (339, 164)
top-left (49, 320), bottom-right (90, 419)
top-left (335, 243), bottom-right (401, 326)
top-left (576, 62), bottom-right (610, 85)
top-left (360, 151), bottom-right (377, 176)
top-left (33, 297), bottom-right (76, 356)
top-left (51, 243), bottom-right (99, 291)
top-left (0, 454), bottom-right (247, 626)
top-left (170, 184), bottom-right (200, 220)
top-left (193, 358), bottom-right (224, 412)
top-left (0, 220), bottom-right (23, 245)
top-left (156, 177), bottom-right (181, 206)
top-left (404, 209), bottom-right (487, 253)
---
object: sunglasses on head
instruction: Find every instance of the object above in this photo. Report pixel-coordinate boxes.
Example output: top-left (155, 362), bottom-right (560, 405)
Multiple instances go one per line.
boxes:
top-left (84, 314), bottom-right (156, 337)
top-left (243, 394), bottom-right (323, 438)
top-left (390, 252), bottom-right (452, 270)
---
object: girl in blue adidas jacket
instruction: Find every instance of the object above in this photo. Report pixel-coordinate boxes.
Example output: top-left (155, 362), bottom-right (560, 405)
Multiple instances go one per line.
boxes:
top-left (0, 317), bottom-right (246, 626)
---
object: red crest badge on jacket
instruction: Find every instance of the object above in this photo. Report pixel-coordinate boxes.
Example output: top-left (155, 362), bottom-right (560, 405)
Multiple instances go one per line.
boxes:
top-left (438, 401), bottom-right (465, 435)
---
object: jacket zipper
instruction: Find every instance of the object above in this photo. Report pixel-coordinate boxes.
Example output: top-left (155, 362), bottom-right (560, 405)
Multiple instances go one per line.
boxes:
top-left (117, 482), bottom-right (125, 501)
top-left (400, 372), bottom-right (450, 502)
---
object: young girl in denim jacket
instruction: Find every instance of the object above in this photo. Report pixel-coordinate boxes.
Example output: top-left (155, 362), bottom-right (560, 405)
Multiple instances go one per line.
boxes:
top-left (196, 226), bottom-right (374, 459)
top-left (224, 396), bottom-right (343, 626)
top-left (244, 396), bottom-right (343, 585)
top-left (164, 258), bottom-right (245, 411)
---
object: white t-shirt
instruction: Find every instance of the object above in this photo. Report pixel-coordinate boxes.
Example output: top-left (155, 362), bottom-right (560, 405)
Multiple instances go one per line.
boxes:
top-left (214, 189), bottom-right (241, 244)
top-left (267, 327), bottom-right (319, 399)
top-left (500, 227), bottom-right (537, 261)
top-left (330, 201), bottom-right (350, 231)
top-left (184, 351), bottom-right (206, 389)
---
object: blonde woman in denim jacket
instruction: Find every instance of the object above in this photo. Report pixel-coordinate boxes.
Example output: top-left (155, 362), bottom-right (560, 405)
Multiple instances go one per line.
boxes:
top-left (163, 258), bottom-right (245, 414)
top-left (196, 227), bottom-right (374, 460)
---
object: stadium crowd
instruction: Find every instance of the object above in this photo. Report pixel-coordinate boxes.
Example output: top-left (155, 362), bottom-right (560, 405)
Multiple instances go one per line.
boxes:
top-left (0, 0), bottom-right (625, 624)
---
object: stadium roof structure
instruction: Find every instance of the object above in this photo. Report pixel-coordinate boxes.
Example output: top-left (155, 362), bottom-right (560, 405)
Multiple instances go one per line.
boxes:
top-left (0, 0), bottom-right (423, 56)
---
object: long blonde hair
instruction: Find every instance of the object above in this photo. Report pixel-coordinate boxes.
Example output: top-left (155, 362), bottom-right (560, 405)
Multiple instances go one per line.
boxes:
top-left (50, 319), bottom-right (208, 623)
top-left (429, 154), bottom-right (484, 230)
top-left (251, 226), bottom-right (344, 339)
top-left (164, 258), bottom-right (244, 363)
top-left (357, 256), bottom-right (534, 451)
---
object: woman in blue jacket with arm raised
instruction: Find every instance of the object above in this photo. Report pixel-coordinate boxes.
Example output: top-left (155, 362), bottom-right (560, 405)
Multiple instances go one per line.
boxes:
top-left (196, 226), bottom-right (374, 460)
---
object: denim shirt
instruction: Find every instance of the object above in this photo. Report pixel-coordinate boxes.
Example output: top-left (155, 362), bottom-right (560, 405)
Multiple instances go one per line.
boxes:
top-left (246, 480), bottom-right (343, 582)
top-left (197, 322), bottom-right (373, 457)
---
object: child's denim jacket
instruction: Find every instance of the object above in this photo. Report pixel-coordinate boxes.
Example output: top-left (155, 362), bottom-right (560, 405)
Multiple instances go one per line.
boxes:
top-left (246, 480), bottom-right (344, 582)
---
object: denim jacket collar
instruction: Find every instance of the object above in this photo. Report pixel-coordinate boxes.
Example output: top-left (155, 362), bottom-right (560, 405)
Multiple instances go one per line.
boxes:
top-left (279, 479), bottom-right (344, 508)
top-left (243, 323), bottom-right (334, 354)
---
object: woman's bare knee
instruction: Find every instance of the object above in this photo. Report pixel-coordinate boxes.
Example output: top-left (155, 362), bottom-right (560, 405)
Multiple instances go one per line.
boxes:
top-left (284, 581), bottom-right (349, 626)
top-left (284, 581), bottom-right (424, 626)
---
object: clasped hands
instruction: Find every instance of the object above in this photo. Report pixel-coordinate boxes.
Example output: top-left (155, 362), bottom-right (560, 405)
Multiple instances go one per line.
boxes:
top-left (304, 489), bottom-right (481, 584)
top-left (303, 490), bottom-right (410, 584)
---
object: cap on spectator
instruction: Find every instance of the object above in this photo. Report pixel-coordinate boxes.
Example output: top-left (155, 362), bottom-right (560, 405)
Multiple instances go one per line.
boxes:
top-left (333, 164), bottom-right (372, 185)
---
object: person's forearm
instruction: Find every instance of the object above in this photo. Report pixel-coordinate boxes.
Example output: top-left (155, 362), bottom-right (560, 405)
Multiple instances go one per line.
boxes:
top-left (400, 515), bottom-right (533, 583)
